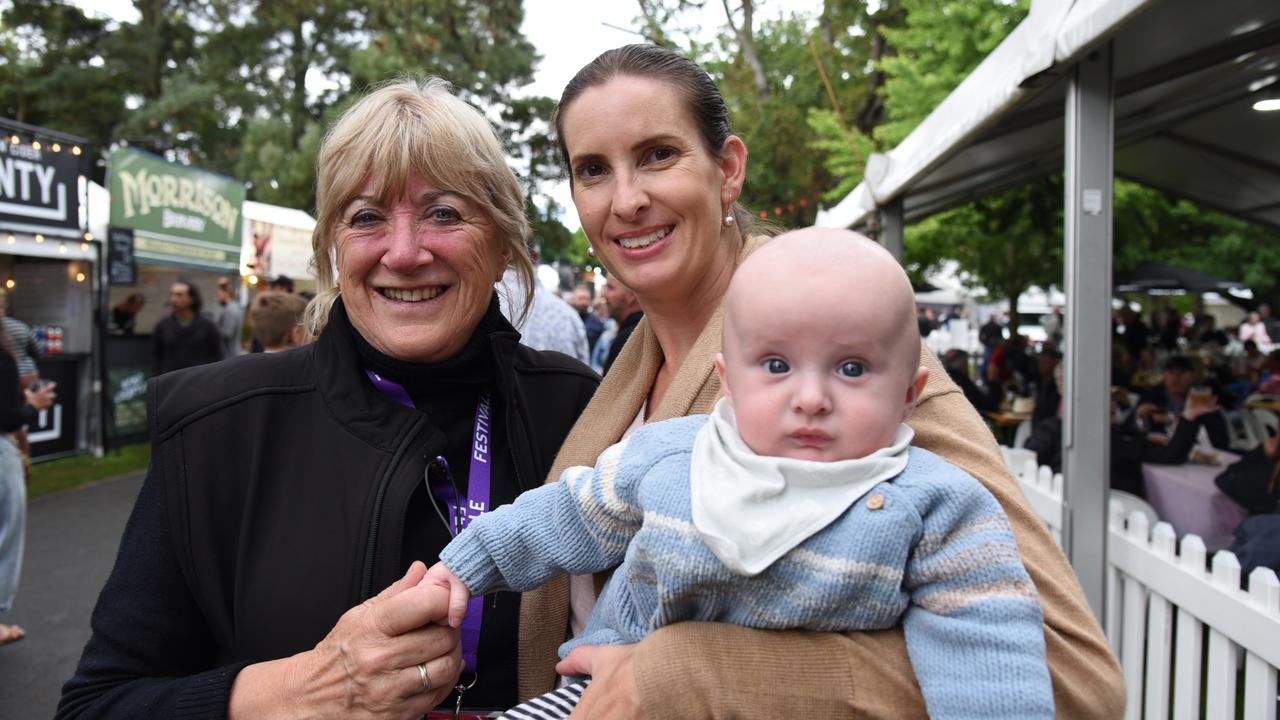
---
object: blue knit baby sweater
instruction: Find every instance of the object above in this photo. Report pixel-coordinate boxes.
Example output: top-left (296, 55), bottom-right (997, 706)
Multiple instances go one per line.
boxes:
top-left (441, 414), bottom-right (1053, 718)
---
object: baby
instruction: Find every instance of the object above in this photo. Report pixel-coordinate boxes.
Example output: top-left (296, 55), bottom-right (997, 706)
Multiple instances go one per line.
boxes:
top-left (426, 228), bottom-right (1053, 718)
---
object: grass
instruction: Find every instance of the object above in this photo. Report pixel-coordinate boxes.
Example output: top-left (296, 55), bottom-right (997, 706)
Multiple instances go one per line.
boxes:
top-left (28, 443), bottom-right (150, 500)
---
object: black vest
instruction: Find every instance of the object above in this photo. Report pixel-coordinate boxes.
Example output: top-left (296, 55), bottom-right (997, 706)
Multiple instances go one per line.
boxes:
top-left (148, 299), bottom-right (597, 688)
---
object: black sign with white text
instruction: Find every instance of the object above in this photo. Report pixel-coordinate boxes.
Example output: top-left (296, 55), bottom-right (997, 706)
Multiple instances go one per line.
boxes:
top-left (0, 123), bottom-right (84, 234)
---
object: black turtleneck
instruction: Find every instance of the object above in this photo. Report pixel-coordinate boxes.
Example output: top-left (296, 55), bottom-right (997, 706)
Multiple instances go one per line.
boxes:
top-left (351, 298), bottom-right (521, 711)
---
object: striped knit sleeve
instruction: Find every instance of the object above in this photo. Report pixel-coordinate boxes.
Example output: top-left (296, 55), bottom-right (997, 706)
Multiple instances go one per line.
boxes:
top-left (441, 437), bottom-right (643, 596)
top-left (901, 471), bottom-right (1055, 719)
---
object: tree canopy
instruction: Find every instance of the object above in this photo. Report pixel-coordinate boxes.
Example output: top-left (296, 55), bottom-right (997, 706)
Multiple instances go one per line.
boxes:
top-left (4, 0), bottom-right (1274, 292)
top-left (0, 0), bottom-right (577, 259)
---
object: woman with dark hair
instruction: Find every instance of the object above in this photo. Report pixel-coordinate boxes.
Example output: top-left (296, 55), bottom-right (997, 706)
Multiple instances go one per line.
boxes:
top-left (0, 346), bottom-right (55, 646)
top-left (517, 44), bottom-right (1123, 717)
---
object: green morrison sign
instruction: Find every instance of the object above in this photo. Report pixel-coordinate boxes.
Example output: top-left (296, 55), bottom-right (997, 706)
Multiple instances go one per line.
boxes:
top-left (108, 148), bottom-right (244, 272)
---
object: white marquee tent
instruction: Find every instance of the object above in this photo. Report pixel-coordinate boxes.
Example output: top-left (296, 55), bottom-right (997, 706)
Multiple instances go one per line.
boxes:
top-left (817, 0), bottom-right (1280, 616)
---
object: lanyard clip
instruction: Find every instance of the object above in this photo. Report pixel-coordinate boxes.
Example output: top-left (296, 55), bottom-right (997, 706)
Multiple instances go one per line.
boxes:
top-left (452, 671), bottom-right (479, 720)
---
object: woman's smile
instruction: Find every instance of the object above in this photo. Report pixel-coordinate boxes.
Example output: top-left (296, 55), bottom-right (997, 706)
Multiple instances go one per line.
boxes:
top-left (615, 225), bottom-right (673, 249)
top-left (376, 285), bottom-right (448, 303)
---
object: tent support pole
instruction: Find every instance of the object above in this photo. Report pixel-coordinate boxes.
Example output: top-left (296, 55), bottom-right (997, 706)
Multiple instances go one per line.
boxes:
top-left (1063, 43), bottom-right (1114, 621)
top-left (880, 198), bottom-right (904, 263)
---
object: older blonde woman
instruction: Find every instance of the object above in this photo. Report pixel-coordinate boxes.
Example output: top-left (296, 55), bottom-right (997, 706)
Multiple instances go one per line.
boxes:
top-left (517, 44), bottom-right (1124, 719)
top-left (57, 78), bottom-right (598, 718)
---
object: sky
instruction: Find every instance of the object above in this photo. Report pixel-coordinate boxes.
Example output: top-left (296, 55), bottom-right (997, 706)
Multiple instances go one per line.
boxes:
top-left (70, 0), bottom-right (823, 230)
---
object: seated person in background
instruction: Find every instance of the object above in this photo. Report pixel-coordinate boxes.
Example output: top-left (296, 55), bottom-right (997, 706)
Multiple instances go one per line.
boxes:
top-left (1111, 344), bottom-right (1135, 390)
top-left (1239, 311), bottom-right (1273, 347)
top-left (247, 291), bottom-right (309, 352)
top-left (1135, 355), bottom-right (1230, 450)
top-left (1256, 350), bottom-right (1280, 396)
top-left (426, 230), bottom-right (1053, 719)
top-left (1112, 387), bottom-right (1223, 497)
top-left (941, 348), bottom-right (1000, 414)
top-left (1115, 307), bottom-right (1149, 362)
top-left (1031, 341), bottom-right (1062, 426)
top-left (988, 334), bottom-right (1037, 397)
top-left (1129, 346), bottom-right (1162, 389)
top-left (1215, 430), bottom-right (1280, 517)
top-left (1239, 339), bottom-right (1265, 377)
top-left (1190, 314), bottom-right (1230, 347)
top-left (1024, 360), bottom-right (1065, 473)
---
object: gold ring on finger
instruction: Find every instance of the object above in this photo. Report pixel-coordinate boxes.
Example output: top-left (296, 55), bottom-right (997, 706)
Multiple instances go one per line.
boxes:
top-left (418, 662), bottom-right (431, 693)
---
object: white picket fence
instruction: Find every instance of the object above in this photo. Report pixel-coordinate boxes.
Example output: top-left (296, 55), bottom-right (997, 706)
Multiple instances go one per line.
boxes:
top-left (1002, 447), bottom-right (1065, 546)
top-left (1001, 447), bottom-right (1280, 719)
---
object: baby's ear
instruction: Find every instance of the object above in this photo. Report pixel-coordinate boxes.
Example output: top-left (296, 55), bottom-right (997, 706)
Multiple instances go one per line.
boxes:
top-left (903, 366), bottom-right (929, 418)
top-left (714, 352), bottom-right (733, 403)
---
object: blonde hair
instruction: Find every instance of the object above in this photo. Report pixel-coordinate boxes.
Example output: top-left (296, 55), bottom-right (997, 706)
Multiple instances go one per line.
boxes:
top-left (304, 76), bottom-right (534, 336)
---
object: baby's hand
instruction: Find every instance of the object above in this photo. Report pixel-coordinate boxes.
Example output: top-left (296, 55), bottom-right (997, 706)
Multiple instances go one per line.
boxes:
top-left (421, 561), bottom-right (470, 628)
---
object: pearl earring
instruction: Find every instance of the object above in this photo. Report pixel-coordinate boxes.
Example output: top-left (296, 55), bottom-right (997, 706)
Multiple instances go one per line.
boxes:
top-left (723, 213), bottom-right (735, 227)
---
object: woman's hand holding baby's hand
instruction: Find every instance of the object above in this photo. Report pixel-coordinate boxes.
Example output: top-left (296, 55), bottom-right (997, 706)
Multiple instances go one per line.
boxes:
top-left (421, 561), bottom-right (470, 627)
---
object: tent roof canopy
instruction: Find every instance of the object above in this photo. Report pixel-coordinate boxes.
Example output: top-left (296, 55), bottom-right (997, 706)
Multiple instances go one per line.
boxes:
top-left (817, 0), bottom-right (1280, 232)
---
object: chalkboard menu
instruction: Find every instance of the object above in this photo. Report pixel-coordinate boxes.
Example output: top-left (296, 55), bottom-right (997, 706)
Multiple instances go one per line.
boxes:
top-left (108, 226), bottom-right (137, 286)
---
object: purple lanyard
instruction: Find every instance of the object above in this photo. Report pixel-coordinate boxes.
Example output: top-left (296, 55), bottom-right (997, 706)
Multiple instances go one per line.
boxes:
top-left (364, 369), bottom-right (491, 673)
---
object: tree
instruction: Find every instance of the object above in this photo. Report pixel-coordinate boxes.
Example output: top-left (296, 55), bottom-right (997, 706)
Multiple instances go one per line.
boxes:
top-left (878, 0), bottom-right (1046, 327)
top-left (0, 0), bottom-right (132, 180)
top-left (5, 0), bottom-right (564, 227)
top-left (625, 1), bottom-right (909, 228)
top-left (905, 176), bottom-right (1063, 331)
top-left (806, 0), bottom-right (905, 202)
top-left (1113, 180), bottom-right (1280, 307)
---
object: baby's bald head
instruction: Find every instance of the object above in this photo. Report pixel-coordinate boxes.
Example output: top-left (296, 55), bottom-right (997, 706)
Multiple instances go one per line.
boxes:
top-left (715, 228), bottom-right (929, 461)
top-left (724, 228), bottom-right (921, 376)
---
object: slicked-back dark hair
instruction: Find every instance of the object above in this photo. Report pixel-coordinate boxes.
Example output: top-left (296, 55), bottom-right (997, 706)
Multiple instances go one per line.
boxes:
top-left (175, 278), bottom-right (202, 313)
top-left (553, 43), bottom-right (755, 230)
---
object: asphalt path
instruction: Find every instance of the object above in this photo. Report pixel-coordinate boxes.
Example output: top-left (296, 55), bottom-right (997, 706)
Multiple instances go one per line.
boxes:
top-left (0, 471), bottom-right (145, 720)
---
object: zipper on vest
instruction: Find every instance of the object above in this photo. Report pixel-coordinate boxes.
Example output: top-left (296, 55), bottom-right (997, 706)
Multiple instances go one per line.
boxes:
top-left (360, 415), bottom-right (427, 598)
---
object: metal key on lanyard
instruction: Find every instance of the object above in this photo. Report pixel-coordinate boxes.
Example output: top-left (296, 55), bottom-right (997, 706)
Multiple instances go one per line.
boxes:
top-left (452, 672), bottom-right (478, 720)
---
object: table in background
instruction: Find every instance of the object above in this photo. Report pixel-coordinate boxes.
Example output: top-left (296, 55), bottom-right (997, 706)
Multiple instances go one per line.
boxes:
top-left (1245, 396), bottom-right (1280, 412)
top-left (985, 410), bottom-right (1031, 446)
top-left (1142, 451), bottom-right (1248, 552)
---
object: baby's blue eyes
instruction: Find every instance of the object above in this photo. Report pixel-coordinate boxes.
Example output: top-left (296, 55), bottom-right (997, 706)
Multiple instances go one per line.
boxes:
top-left (762, 359), bottom-right (865, 376)
top-left (839, 361), bottom-right (865, 378)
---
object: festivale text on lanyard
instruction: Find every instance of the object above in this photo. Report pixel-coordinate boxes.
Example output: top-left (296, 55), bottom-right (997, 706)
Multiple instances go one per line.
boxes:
top-left (364, 370), bottom-right (492, 677)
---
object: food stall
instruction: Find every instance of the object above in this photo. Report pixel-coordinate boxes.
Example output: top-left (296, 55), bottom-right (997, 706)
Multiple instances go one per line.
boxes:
top-left (0, 118), bottom-right (97, 460)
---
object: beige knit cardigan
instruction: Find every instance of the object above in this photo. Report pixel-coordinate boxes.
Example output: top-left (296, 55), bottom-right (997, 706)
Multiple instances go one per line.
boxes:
top-left (517, 237), bottom-right (1123, 718)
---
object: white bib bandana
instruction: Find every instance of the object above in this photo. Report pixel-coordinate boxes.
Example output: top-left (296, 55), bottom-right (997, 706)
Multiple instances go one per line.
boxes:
top-left (690, 398), bottom-right (913, 575)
